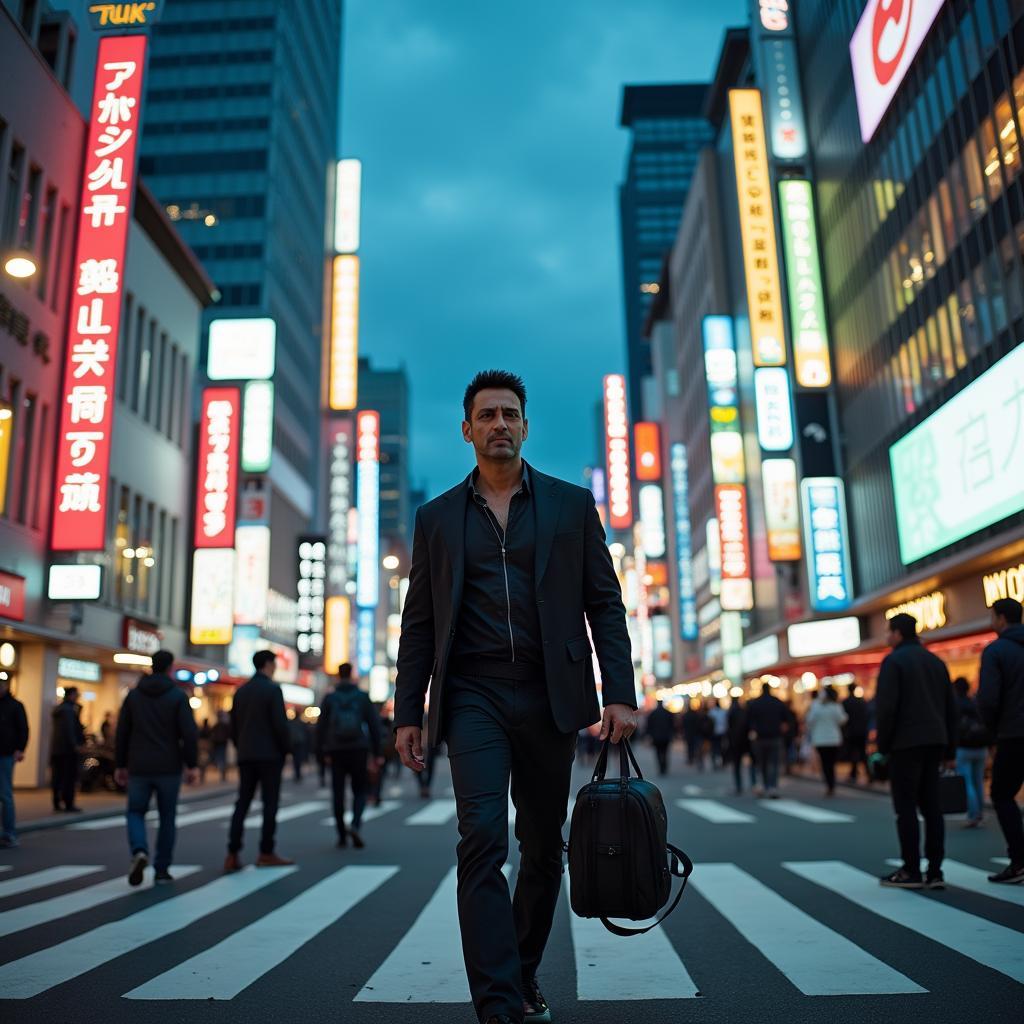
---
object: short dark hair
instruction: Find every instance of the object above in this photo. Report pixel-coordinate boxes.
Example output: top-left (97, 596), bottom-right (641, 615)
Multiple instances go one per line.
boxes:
top-left (151, 650), bottom-right (174, 673)
top-left (953, 676), bottom-right (970, 698)
top-left (823, 685), bottom-right (838, 703)
top-left (993, 597), bottom-right (1023, 624)
top-left (63, 686), bottom-right (79, 700)
top-left (338, 662), bottom-right (353, 680)
top-left (463, 370), bottom-right (526, 421)
top-left (253, 649), bottom-right (276, 672)
top-left (888, 612), bottom-right (918, 641)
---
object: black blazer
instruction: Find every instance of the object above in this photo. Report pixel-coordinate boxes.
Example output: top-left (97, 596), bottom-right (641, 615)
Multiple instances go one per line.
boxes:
top-left (395, 464), bottom-right (636, 745)
top-left (230, 672), bottom-right (291, 763)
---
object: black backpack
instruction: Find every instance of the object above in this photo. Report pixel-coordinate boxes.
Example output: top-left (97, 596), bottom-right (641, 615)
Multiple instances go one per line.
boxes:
top-left (567, 738), bottom-right (693, 936)
top-left (327, 689), bottom-right (365, 746)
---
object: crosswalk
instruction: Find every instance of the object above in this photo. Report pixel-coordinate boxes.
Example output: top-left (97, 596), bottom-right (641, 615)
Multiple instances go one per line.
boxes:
top-left (0, 852), bottom-right (1020, 1002)
top-left (676, 796), bottom-right (854, 824)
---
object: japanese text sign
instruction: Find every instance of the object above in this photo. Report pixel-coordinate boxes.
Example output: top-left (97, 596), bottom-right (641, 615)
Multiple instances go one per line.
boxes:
top-left (51, 34), bottom-right (148, 551)
top-left (670, 444), bottom-right (698, 641)
top-left (729, 89), bottom-right (786, 368)
top-left (800, 477), bottom-right (853, 612)
top-left (715, 483), bottom-right (754, 611)
top-left (329, 255), bottom-right (359, 411)
top-left (326, 419), bottom-right (353, 592)
top-left (761, 457), bottom-right (801, 562)
top-left (194, 387), bottom-right (240, 549)
top-left (356, 411), bottom-right (380, 609)
top-left (779, 180), bottom-right (833, 387)
top-left (603, 374), bottom-right (633, 529)
top-left (890, 344), bottom-right (1024, 564)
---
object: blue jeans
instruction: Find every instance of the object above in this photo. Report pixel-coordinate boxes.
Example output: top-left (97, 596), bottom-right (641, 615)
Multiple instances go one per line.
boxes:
top-left (0, 755), bottom-right (15, 839)
top-left (126, 774), bottom-right (181, 872)
top-left (753, 738), bottom-right (782, 792)
top-left (956, 747), bottom-right (987, 822)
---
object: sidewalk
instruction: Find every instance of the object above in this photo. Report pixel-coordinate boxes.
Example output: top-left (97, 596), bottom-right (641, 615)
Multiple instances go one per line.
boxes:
top-left (15, 771), bottom-right (240, 834)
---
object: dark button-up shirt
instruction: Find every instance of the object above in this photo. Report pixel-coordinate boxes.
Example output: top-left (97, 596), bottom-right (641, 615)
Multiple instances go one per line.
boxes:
top-left (451, 464), bottom-right (543, 666)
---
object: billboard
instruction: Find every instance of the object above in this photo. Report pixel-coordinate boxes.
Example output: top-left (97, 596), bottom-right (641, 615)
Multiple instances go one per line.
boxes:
top-left (233, 524), bottom-right (270, 626)
top-left (326, 418), bottom-right (353, 592)
top-left (207, 318), bottom-right (276, 380)
top-left (51, 34), bottom-right (148, 551)
top-left (194, 388), bottom-right (240, 549)
top-left (323, 594), bottom-right (350, 674)
top-left (356, 411), bottom-right (380, 608)
top-left (754, 367), bottom-right (795, 451)
top-left (297, 536), bottom-right (327, 665)
top-left (328, 255), bottom-right (359, 411)
top-left (801, 477), bottom-right (854, 612)
top-left (241, 380), bottom-right (274, 473)
top-left (761, 457), bottom-right (801, 562)
top-left (334, 159), bottom-right (361, 254)
top-left (603, 374), bottom-right (632, 529)
top-left (890, 344), bottom-right (1024, 564)
top-left (715, 484), bottom-right (754, 612)
top-left (189, 548), bottom-right (234, 645)
top-left (670, 444), bottom-right (698, 641)
top-left (638, 484), bottom-right (666, 559)
top-left (634, 422), bottom-right (662, 481)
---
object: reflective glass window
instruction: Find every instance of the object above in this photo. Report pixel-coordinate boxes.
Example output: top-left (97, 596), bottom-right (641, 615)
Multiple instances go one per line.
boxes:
top-left (947, 293), bottom-right (968, 369)
top-left (935, 304), bottom-right (956, 379)
top-left (979, 115), bottom-right (1004, 201)
top-left (993, 92), bottom-right (1020, 185)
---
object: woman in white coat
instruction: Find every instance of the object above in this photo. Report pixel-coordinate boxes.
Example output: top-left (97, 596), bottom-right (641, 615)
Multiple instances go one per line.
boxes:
top-left (805, 686), bottom-right (848, 796)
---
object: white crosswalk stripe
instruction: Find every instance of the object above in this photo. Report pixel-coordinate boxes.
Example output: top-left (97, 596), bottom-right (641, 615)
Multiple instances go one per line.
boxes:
top-left (0, 866), bottom-right (10, 873)
top-left (884, 859), bottom-right (1024, 908)
top-left (676, 799), bottom-right (755, 824)
top-left (691, 864), bottom-right (922, 995)
top-left (242, 800), bottom-right (326, 828)
top-left (0, 866), bottom-right (103, 900)
top-left (0, 866), bottom-right (295, 998)
top-left (405, 798), bottom-right (458, 826)
top-left (320, 799), bottom-right (403, 826)
top-left (68, 802), bottom-right (248, 831)
top-left (785, 861), bottom-right (1024, 984)
top-left (125, 865), bottom-right (398, 999)
top-left (0, 867), bottom-right (202, 939)
top-left (762, 799), bottom-right (854, 824)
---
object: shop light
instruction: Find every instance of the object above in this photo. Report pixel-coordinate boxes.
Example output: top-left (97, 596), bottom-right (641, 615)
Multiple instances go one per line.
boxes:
top-left (382, 554), bottom-right (400, 571)
top-left (175, 669), bottom-right (193, 682)
top-left (113, 652), bottom-right (152, 667)
top-left (207, 669), bottom-right (219, 682)
top-left (194, 672), bottom-right (207, 685)
top-left (0, 642), bottom-right (14, 668)
top-left (4, 251), bottom-right (37, 279)
top-left (189, 696), bottom-right (203, 710)
top-left (729, 686), bottom-right (744, 698)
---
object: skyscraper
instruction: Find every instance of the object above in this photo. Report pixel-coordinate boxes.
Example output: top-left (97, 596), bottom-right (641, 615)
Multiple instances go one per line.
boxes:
top-left (138, 0), bottom-right (343, 597)
top-left (619, 84), bottom-right (713, 424)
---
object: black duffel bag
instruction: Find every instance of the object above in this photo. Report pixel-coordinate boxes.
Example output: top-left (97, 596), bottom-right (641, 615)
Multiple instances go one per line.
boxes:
top-left (939, 769), bottom-right (968, 815)
top-left (567, 737), bottom-right (693, 936)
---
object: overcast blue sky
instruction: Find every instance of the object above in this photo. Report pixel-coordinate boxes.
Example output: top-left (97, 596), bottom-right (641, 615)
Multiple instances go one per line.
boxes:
top-left (342, 1), bottom-right (748, 497)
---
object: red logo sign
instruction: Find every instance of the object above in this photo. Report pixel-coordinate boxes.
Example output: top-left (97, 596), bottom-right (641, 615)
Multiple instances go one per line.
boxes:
top-left (634, 422), bottom-right (662, 481)
top-left (0, 570), bottom-right (26, 621)
top-left (51, 34), bottom-right (148, 551)
top-left (872, 0), bottom-right (913, 86)
top-left (194, 388), bottom-right (240, 549)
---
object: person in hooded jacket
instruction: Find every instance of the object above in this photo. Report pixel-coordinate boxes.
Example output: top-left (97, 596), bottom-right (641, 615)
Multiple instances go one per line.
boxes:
top-left (0, 676), bottom-right (29, 847)
top-left (50, 687), bottom-right (85, 812)
top-left (114, 650), bottom-right (199, 886)
top-left (978, 597), bottom-right (1024, 885)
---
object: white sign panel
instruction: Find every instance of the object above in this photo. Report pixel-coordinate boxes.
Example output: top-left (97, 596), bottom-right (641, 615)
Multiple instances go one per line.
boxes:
top-left (849, 0), bottom-right (946, 143)
top-left (234, 524), bottom-right (270, 626)
top-left (48, 564), bottom-right (102, 600)
top-left (207, 318), bottom-right (276, 381)
top-left (638, 484), bottom-right (666, 559)
top-left (189, 548), bottom-right (234, 646)
top-left (334, 159), bottom-right (361, 254)
top-left (754, 367), bottom-right (795, 451)
top-left (741, 634), bottom-right (780, 673)
top-left (57, 657), bottom-right (102, 683)
top-left (787, 616), bottom-right (861, 658)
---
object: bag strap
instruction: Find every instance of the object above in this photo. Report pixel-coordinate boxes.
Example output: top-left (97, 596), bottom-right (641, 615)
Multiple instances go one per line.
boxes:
top-left (599, 843), bottom-right (693, 937)
top-left (591, 736), bottom-right (645, 783)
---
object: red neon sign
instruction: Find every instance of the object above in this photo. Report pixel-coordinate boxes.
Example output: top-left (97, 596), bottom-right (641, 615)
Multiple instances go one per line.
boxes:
top-left (634, 422), bottom-right (662, 481)
top-left (51, 34), bottom-right (148, 551)
top-left (603, 374), bottom-right (632, 530)
top-left (194, 387), bottom-right (241, 549)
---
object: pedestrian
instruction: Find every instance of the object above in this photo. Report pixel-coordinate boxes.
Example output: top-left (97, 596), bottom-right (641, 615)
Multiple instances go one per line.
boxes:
top-left (681, 700), bottom-right (706, 769)
top-left (317, 663), bottom-right (383, 848)
top-left (393, 370), bottom-right (638, 1024)
top-left (49, 686), bottom-right (85, 813)
top-left (782, 700), bottom-right (800, 774)
top-left (707, 697), bottom-right (729, 769)
top-left (210, 710), bottom-right (230, 782)
top-left (645, 700), bottom-right (675, 776)
top-left (0, 675), bottom-right (29, 848)
top-left (805, 686), bottom-right (847, 796)
top-left (288, 713), bottom-right (308, 782)
top-left (746, 683), bottom-right (788, 798)
top-left (952, 677), bottom-right (989, 829)
top-left (977, 597), bottom-right (1024, 884)
top-left (224, 650), bottom-right (294, 872)
top-left (842, 686), bottom-right (870, 782)
top-left (875, 612), bottom-right (957, 889)
top-left (113, 650), bottom-right (199, 886)
top-left (727, 696), bottom-right (755, 794)
top-left (100, 710), bottom-right (115, 747)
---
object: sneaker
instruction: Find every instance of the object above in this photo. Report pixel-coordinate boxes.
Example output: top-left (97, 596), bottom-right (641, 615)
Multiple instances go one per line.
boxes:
top-left (153, 870), bottom-right (174, 884)
top-left (925, 870), bottom-right (945, 890)
top-left (988, 863), bottom-right (1024, 885)
top-left (879, 868), bottom-right (924, 889)
top-left (523, 977), bottom-right (551, 1023)
top-left (349, 828), bottom-right (365, 849)
top-left (256, 852), bottom-right (295, 867)
top-left (128, 851), bottom-right (148, 887)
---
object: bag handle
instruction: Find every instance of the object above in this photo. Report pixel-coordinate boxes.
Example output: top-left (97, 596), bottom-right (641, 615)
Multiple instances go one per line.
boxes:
top-left (591, 736), bottom-right (644, 784)
top-left (600, 843), bottom-right (693, 937)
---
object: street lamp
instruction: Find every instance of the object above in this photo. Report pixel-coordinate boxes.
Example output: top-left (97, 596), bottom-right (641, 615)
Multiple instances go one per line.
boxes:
top-left (3, 250), bottom-right (37, 279)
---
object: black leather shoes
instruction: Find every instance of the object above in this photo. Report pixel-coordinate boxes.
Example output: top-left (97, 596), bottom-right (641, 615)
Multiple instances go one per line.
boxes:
top-left (523, 977), bottom-right (551, 1022)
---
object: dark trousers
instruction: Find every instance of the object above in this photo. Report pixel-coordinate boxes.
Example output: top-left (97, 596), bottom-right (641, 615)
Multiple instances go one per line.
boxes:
top-left (444, 673), bottom-right (576, 1023)
top-left (753, 737), bottom-right (782, 792)
top-left (846, 736), bottom-right (868, 781)
top-left (653, 741), bottom-right (669, 775)
top-left (330, 749), bottom-right (369, 835)
top-left (732, 750), bottom-right (756, 792)
top-left (888, 745), bottom-right (945, 874)
top-left (51, 754), bottom-right (78, 809)
top-left (990, 738), bottom-right (1024, 865)
top-left (228, 759), bottom-right (283, 855)
top-left (817, 745), bottom-right (839, 792)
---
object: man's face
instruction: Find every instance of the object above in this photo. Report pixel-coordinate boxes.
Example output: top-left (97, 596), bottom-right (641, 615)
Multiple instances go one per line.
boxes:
top-left (886, 627), bottom-right (901, 649)
top-left (265, 658), bottom-right (277, 679)
top-left (992, 611), bottom-right (1007, 634)
top-left (463, 388), bottom-right (527, 462)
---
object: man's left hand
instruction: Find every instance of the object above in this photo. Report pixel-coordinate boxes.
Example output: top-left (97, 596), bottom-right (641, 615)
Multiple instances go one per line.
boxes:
top-left (599, 703), bottom-right (638, 744)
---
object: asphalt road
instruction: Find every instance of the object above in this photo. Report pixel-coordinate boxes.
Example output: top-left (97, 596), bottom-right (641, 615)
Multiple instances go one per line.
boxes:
top-left (0, 743), bottom-right (1021, 1024)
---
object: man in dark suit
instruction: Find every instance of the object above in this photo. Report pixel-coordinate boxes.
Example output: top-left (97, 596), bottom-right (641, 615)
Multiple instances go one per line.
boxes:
top-left (394, 370), bottom-right (637, 1024)
top-left (224, 650), bottom-right (294, 871)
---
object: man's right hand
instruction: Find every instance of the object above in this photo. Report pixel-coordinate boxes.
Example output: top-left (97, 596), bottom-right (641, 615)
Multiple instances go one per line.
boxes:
top-left (395, 726), bottom-right (426, 772)
top-left (114, 768), bottom-right (128, 787)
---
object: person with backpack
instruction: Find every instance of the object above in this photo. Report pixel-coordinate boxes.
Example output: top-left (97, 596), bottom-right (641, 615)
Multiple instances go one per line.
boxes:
top-left (114, 650), bottom-right (199, 885)
top-left (978, 597), bottom-right (1024, 885)
top-left (317, 662), bottom-right (383, 848)
top-left (952, 677), bottom-right (990, 829)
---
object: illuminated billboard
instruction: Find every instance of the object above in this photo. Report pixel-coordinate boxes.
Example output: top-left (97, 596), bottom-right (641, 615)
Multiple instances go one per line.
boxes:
top-left (194, 388), bottom-right (240, 549)
top-left (51, 35), bottom-right (148, 552)
top-left (603, 374), bottom-right (632, 529)
top-left (329, 255), bottom-right (359, 411)
top-left (48, 564), bottom-right (102, 601)
top-left (241, 380), bottom-right (274, 473)
top-left (890, 344), bottom-right (1024, 564)
top-left (778, 180), bottom-right (832, 388)
top-left (323, 594), bottom-right (350, 674)
top-left (638, 484), bottom-right (666, 559)
top-left (634, 422), bottom-right (662, 481)
top-left (233, 524), bottom-right (270, 626)
top-left (326, 419), bottom-right (353, 592)
top-left (207, 318), bottom-right (276, 381)
top-left (754, 367), bottom-right (795, 451)
top-left (761, 458), bottom-right (801, 562)
top-left (189, 548), bottom-right (234, 645)
top-left (801, 477), bottom-right (853, 612)
top-left (715, 484), bottom-right (754, 612)
top-left (729, 89), bottom-right (786, 368)
top-left (297, 537), bottom-right (327, 666)
top-left (334, 159), bottom-right (361, 254)
top-left (357, 606), bottom-right (375, 675)
top-left (356, 410), bottom-right (380, 608)
top-left (670, 444), bottom-right (698, 641)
